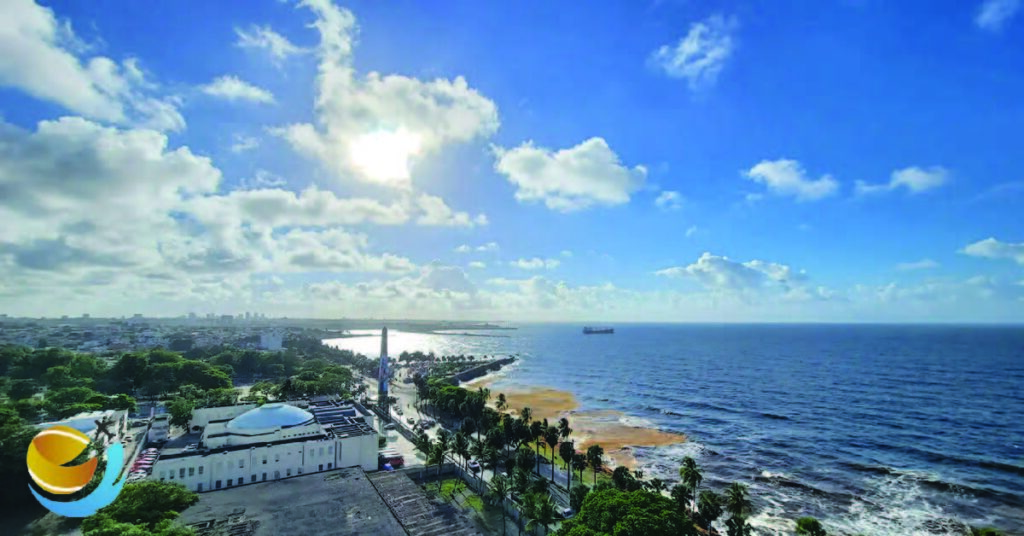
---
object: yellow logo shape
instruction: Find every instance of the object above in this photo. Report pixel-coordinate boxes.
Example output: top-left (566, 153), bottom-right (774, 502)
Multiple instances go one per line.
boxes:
top-left (26, 425), bottom-right (98, 495)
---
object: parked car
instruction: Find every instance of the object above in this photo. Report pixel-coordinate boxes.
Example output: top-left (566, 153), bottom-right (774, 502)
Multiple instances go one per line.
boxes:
top-left (384, 423), bottom-right (396, 430)
top-left (468, 460), bottom-right (481, 473)
top-left (406, 417), bottom-right (415, 425)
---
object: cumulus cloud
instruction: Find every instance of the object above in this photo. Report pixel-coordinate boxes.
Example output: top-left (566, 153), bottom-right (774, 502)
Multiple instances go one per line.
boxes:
top-left (655, 190), bottom-right (684, 210)
top-left (494, 137), bottom-right (647, 212)
top-left (274, 0), bottom-right (499, 188)
top-left (744, 159), bottom-right (839, 202)
top-left (0, 116), bottom-right (426, 315)
top-left (235, 24), bottom-right (308, 65)
top-left (975, 0), bottom-right (1021, 31)
top-left (510, 258), bottom-right (561, 270)
top-left (960, 237), bottom-right (1024, 265)
top-left (230, 134), bottom-right (260, 153)
top-left (468, 261), bottom-right (486, 269)
top-left (200, 75), bottom-right (275, 104)
top-left (656, 252), bottom-right (828, 302)
top-left (855, 166), bottom-right (949, 196)
top-left (415, 194), bottom-right (488, 227)
top-left (0, 0), bottom-right (184, 131)
top-left (685, 225), bottom-right (699, 238)
top-left (896, 259), bottom-right (939, 271)
top-left (648, 14), bottom-right (738, 90)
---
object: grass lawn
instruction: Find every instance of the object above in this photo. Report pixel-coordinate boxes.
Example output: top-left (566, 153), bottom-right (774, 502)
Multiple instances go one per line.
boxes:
top-left (523, 443), bottom-right (614, 487)
top-left (426, 477), bottom-right (508, 533)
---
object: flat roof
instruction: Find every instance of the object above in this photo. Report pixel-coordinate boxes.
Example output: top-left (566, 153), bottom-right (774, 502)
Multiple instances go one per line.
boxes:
top-left (178, 467), bottom-right (406, 536)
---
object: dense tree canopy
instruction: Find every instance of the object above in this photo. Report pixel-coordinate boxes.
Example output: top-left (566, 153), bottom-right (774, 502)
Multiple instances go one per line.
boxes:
top-left (81, 481), bottom-right (198, 531)
top-left (556, 488), bottom-right (697, 536)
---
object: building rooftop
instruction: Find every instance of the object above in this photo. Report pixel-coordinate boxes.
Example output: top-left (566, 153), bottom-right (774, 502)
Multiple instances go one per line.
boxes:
top-left (178, 467), bottom-right (407, 536)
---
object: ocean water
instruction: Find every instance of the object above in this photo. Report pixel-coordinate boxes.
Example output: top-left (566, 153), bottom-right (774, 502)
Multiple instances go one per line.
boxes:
top-left (326, 324), bottom-right (1024, 535)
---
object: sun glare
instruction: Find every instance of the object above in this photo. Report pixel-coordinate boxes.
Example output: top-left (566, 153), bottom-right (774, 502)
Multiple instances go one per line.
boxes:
top-left (348, 128), bottom-right (423, 185)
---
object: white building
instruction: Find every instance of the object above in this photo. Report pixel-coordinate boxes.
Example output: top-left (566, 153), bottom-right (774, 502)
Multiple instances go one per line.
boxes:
top-left (259, 330), bottom-right (283, 351)
top-left (153, 402), bottom-right (377, 493)
top-left (148, 414), bottom-right (170, 444)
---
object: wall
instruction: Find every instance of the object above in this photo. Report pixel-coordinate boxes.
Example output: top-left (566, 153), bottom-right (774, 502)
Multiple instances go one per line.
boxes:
top-left (190, 404), bottom-right (256, 429)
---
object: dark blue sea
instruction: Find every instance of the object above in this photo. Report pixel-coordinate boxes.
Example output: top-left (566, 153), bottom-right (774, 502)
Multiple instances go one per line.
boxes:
top-left (327, 324), bottom-right (1024, 535)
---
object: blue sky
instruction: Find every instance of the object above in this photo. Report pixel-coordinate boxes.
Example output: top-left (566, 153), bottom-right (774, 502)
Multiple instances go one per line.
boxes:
top-left (0, 0), bottom-right (1022, 322)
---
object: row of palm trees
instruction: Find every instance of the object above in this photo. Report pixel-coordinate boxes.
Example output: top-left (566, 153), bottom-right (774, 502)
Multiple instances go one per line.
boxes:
top-left (411, 376), bottom-right (761, 535)
top-left (412, 377), bottom-right (609, 491)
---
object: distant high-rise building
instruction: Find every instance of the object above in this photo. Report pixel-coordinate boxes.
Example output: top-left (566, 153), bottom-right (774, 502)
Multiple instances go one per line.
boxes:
top-left (377, 327), bottom-right (389, 411)
top-left (81, 313), bottom-right (90, 319)
top-left (188, 312), bottom-right (197, 320)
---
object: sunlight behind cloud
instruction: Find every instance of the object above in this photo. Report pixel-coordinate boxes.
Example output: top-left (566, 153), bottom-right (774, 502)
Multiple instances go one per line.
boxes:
top-left (347, 128), bottom-right (423, 186)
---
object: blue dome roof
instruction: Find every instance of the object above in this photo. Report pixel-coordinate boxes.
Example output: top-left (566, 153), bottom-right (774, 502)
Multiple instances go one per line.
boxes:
top-left (226, 403), bottom-right (315, 432)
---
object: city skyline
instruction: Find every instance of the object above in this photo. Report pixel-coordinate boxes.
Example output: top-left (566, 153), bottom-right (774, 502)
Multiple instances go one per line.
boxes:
top-left (1, 0), bottom-right (1022, 322)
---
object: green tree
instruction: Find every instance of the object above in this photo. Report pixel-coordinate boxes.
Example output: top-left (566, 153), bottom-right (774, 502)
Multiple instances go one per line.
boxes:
top-left (724, 482), bottom-right (753, 536)
top-left (678, 456), bottom-right (702, 513)
top-left (106, 393), bottom-right (137, 413)
top-left (81, 481), bottom-right (198, 531)
top-left (0, 404), bottom-right (37, 506)
top-left (167, 397), bottom-right (194, 430)
top-left (586, 445), bottom-right (604, 486)
top-left (453, 431), bottom-right (471, 474)
top-left (695, 490), bottom-right (724, 530)
top-left (795, 517), bottom-right (826, 536)
top-left (544, 426), bottom-right (560, 483)
top-left (82, 516), bottom-right (195, 536)
top-left (528, 493), bottom-right (559, 536)
top-left (555, 488), bottom-right (697, 536)
top-left (560, 441), bottom-right (576, 490)
top-left (8, 378), bottom-right (38, 400)
top-left (486, 474), bottom-right (513, 536)
top-left (570, 484), bottom-right (590, 512)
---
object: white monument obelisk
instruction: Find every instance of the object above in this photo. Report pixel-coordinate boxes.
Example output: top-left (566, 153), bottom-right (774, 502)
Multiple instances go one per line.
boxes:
top-left (377, 327), bottom-right (389, 412)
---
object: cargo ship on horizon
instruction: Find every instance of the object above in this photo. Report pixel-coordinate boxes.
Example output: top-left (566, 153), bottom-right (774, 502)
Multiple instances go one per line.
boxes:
top-left (582, 326), bottom-right (614, 334)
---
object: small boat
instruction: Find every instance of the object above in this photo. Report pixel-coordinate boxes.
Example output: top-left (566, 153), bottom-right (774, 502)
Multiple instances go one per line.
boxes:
top-left (582, 327), bottom-right (614, 334)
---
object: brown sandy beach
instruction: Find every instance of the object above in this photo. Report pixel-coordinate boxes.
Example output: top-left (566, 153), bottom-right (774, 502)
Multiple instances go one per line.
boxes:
top-left (465, 377), bottom-right (686, 469)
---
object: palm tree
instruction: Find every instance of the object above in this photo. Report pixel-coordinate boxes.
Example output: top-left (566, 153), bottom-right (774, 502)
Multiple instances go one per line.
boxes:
top-left (486, 474), bottom-right (513, 536)
top-left (429, 442), bottom-right (447, 490)
top-left (530, 420), bottom-right (544, 474)
top-left (586, 444), bottom-right (604, 486)
top-left (696, 489), bottom-right (724, 530)
top-left (572, 453), bottom-right (587, 484)
top-left (544, 426), bottom-right (559, 483)
top-left (520, 407), bottom-right (532, 424)
top-left (724, 481), bottom-right (753, 536)
top-left (559, 441), bottom-right (575, 490)
top-left (484, 445), bottom-right (501, 480)
top-left (413, 432), bottom-right (432, 479)
top-left (679, 456), bottom-right (703, 512)
top-left (453, 431), bottom-right (470, 473)
top-left (648, 477), bottom-right (668, 494)
top-left (557, 418), bottom-right (573, 488)
top-left (527, 494), bottom-right (558, 535)
top-left (497, 393), bottom-right (508, 413)
top-left (724, 481), bottom-right (752, 519)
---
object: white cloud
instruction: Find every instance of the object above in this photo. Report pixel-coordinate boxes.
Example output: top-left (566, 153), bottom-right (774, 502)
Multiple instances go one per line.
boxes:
top-left (685, 225), bottom-right (699, 238)
top-left (273, 228), bottom-right (415, 274)
top-left (961, 237), bottom-right (1024, 265)
top-left (494, 137), bottom-right (647, 212)
top-left (454, 244), bottom-right (472, 253)
top-left (855, 166), bottom-right (949, 196)
top-left (976, 0), bottom-right (1021, 31)
top-left (236, 169), bottom-right (285, 190)
top-left (274, 0), bottom-right (499, 188)
top-left (230, 134), bottom-right (260, 153)
top-left (201, 75), bottom-right (275, 104)
top-left (510, 258), bottom-right (561, 270)
top-left (655, 190), bottom-right (684, 210)
top-left (560, 250), bottom-right (573, 258)
top-left (468, 261), bottom-right (486, 269)
top-left (648, 14), bottom-right (738, 90)
top-left (0, 0), bottom-right (184, 131)
top-left (744, 159), bottom-right (839, 202)
top-left (896, 259), bottom-right (939, 271)
top-left (415, 194), bottom-right (488, 227)
top-left (656, 252), bottom-right (823, 301)
top-left (477, 242), bottom-right (500, 253)
top-left (235, 24), bottom-right (307, 65)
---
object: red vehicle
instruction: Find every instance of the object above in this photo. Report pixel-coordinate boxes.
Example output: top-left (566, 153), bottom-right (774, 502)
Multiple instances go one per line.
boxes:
top-left (378, 450), bottom-right (405, 469)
